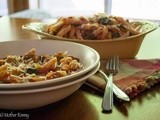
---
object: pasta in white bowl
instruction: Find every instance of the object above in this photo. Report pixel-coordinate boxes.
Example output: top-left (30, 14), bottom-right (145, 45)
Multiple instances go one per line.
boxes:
top-left (0, 40), bottom-right (100, 89)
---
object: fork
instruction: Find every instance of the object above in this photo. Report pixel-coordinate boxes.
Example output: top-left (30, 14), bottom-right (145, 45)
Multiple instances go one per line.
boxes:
top-left (101, 55), bottom-right (119, 111)
top-left (99, 70), bottom-right (130, 101)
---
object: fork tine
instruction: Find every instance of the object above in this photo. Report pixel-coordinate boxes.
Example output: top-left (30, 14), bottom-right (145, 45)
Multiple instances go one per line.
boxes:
top-left (115, 55), bottom-right (119, 72)
top-left (106, 59), bottom-right (110, 70)
top-left (109, 58), bottom-right (113, 70)
top-left (105, 55), bottom-right (119, 74)
top-left (106, 57), bottom-right (112, 70)
top-left (113, 56), bottom-right (116, 70)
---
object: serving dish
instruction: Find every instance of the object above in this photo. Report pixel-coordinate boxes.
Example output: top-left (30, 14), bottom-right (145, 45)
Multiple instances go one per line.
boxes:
top-left (0, 40), bottom-right (99, 89)
top-left (22, 16), bottom-right (159, 59)
top-left (0, 62), bottom-right (100, 110)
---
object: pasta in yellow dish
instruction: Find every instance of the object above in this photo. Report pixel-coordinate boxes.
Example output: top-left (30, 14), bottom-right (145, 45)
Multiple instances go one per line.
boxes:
top-left (0, 48), bottom-right (83, 84)
top-left (44, 13), bottom-right (141, 40)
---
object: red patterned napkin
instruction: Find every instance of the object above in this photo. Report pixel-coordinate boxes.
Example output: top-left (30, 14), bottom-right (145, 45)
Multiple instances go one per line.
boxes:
top-left (86, 59), bottom-right (160, 98)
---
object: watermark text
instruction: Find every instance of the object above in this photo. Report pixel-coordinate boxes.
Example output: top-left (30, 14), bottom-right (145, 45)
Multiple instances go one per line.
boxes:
top-left (0, 111), bottom-right (29, 119)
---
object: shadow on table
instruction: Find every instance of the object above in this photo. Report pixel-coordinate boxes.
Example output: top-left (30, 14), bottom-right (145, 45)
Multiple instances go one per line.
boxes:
top-left (0, 90), bottom-right (99, 120)
top-left (81, 82), bottom-right (160, 117)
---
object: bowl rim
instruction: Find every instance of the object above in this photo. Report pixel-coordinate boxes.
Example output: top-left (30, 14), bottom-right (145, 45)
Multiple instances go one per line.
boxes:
top-left (0, 40), bottom-right (100, 89)
top-left (0, 62), bottom-right (100, 94)
top-left (22, 20), bottom-right (159, 43)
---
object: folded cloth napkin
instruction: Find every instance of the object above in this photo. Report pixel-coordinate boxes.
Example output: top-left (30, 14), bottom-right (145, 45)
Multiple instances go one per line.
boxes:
top-left (86, 59), bottom-right (160, 98)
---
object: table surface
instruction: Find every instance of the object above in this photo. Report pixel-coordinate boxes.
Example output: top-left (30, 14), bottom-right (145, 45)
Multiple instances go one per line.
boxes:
top-left (0, 16), bottom-right (160, 120)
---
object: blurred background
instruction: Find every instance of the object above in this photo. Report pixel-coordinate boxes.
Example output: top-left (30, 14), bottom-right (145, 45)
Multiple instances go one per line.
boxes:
top-left (0, 0), bottom-right (160, 21)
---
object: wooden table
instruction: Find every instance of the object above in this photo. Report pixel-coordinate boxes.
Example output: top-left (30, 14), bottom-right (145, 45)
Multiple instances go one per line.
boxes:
top-left (0, 16), bottom-right (160, 120)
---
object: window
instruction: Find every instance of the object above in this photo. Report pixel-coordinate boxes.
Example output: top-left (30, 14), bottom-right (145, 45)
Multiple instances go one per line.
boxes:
top-left (0, 0), bottom-right (8, 16)
top-left (33, 0), bottom-right (160, 20)
top-left (37, 0), bottom-right (104, 17)
top-left (111, 0), bottom-right (160, 20)
top-left (1, 0), bottom-right (160, 21)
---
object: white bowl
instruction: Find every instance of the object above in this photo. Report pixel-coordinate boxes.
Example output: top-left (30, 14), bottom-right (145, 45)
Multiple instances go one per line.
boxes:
top-left (0, 40), bottom-right (100, 89)
top-left (0, 62), bottom-right (100, 110)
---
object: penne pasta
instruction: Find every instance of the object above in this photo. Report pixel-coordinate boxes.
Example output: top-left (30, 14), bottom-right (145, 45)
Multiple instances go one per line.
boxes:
top-left (75, 27), bottom-right (83, 40)
top-left (44, 13), bottom-right (141, 40)
top-left (68, 26), bottom-right (76, 39)
top-left (57, 25), bottom-right (71, 37)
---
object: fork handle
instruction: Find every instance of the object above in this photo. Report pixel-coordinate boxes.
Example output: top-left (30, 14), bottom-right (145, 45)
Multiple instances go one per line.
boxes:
top-left (102, 74), bottom-right (113, 111)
